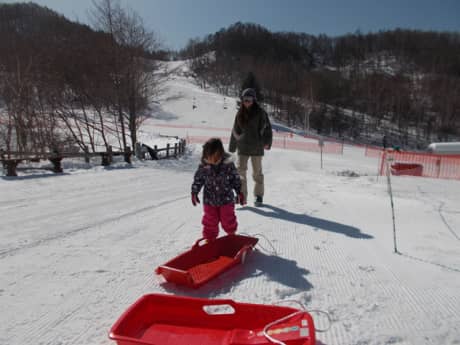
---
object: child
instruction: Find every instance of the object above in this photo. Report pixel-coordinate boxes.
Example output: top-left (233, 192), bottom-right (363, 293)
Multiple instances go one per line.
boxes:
top-left (191, 138), bottom-right (245, 241)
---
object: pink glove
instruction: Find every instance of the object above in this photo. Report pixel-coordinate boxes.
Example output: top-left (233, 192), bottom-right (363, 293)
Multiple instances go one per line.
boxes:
top-left (191, 193), bottom-right (200, 206)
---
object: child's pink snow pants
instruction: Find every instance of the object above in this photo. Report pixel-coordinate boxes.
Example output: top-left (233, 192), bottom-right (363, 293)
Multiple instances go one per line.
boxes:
top-left (202, 203), bottom-right (237, 240)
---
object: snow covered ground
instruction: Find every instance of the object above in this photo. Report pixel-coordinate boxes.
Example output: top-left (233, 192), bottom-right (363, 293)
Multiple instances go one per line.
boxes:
top-left (1, 61), bottom-right (460, 345)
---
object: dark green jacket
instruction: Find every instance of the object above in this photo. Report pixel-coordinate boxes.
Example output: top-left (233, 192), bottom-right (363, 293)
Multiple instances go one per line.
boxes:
top-left (229, 106), bottom-right (272, 156)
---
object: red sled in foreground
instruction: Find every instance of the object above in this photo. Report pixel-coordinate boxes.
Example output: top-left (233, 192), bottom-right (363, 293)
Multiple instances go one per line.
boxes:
top-left (155, 234), bottom-right (258, 288)
top-left (109, 294), bottom-right (316, 345)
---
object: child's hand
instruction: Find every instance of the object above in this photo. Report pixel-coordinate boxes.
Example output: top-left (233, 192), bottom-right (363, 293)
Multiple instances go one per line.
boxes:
top-left (191, 193), bottom-right (200, 206)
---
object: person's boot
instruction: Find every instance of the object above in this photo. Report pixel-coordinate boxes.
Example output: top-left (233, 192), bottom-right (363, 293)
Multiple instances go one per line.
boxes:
top-left (254, 195), bottom-right (263, 207)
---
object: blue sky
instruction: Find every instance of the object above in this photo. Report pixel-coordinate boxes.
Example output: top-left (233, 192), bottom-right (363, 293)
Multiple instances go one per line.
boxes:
top-left (3, 0), bottom-right (460, 49)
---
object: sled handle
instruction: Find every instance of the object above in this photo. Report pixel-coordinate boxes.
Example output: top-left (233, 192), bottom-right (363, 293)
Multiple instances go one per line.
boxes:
top-left (263, 310), bottom-right (308, 345)
top-left (201, 299), bottom-right (239, 316)
top-left (192, 237), bottom-right (207, 249)
top-left (200, 298), bottom-right (237, 307)
top-left (235, 245), bottom-right (253, 263)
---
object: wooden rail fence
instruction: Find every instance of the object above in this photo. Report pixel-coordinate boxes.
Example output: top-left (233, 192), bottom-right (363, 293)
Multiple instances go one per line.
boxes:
top-left (1, 139), bottom-right (187, 177)
top-left (134, 138), bottom-right (186, 160)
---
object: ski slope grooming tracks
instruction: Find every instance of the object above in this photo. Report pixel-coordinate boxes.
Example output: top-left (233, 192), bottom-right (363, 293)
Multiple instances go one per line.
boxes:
top-left (2, 142), bottom-right (459, 345)
top-left (2, 61), bottom-right (460, 345)
top-left (0, 158), bottom-right (199, 344)
top-left (244, 148), bottom-right (460, 345)
top-left (0, 167), bottom-right (188, 257)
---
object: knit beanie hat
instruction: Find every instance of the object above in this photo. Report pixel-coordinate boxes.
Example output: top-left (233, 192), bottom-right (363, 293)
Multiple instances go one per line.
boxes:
top-left (241, 88), bottom-right (257, 100)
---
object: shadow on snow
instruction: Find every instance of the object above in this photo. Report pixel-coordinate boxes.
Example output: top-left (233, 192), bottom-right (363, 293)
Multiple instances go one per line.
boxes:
top-left (159, 249), bottom-right (313, 298)
top-left (241, 204), bottom-right (373, 239)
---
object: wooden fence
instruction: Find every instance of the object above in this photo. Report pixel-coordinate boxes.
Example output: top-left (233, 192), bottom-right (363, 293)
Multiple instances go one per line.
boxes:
top-left (134, 138), bottom-right (186, 160)
top-left (1, 139), bottom-right (186, 177)
top-left (0, 146), bottom-right (132, 177)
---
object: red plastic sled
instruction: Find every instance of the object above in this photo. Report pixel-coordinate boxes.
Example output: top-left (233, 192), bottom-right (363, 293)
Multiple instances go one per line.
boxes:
top-left (155, 234), bottom-right (258, 288)
top-left (391, 162), bottom-right (423, 176)
top-left (109, 294), bottom-right (316, 345)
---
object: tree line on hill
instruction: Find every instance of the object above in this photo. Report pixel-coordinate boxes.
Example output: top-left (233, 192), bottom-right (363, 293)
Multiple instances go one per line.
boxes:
top-left (180, 22), bottom-right (460, 148)
top-left (0, 1), bottom-right (161, 155)
top-left (1, 5), bottom-right (459, 154)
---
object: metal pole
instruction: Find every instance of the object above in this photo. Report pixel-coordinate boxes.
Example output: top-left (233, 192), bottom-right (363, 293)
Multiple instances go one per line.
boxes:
top-left (309, 82), bottom-right (313, 132)
top-left (385, 156), bottom-right (398, 254)
top-left (304, 110), bottom-right (307, 135)
top-left (319, 137), bottom-right (324, 169)
top-left (320, 145), bottom-right (323, 169)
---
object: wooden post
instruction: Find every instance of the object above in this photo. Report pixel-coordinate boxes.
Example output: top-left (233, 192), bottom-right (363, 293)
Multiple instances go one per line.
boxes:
top-left (49, 150), bottom-right (63, 173)
top-left (166, 143), bottom-right (170, 158)
top-left (174, 143), bottom-right (178, 157)
top-left (135, 142), bottom-right (145, 160)
top-left (84, 146), bottom-right (90, 163)
top-left (5, 160), bottom-right (20, 177)
top-left (108, 145), bottom-right (113, 165)
top-left (102, 146), bottom-right (112, 166)
top-left (101, 154), bottom-right (109, 166)
top-left (125, 146), bottom-right (131, 164)
top-left (0, 149), bottom-right (6, 170)
top-left (49, 157), bottom-right (63, 173)
top-left (153, 145), bottom-right (158, 160)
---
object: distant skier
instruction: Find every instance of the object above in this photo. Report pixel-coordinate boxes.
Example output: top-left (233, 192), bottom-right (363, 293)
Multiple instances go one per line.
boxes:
top-left (191, 138), bottom-right (245, 241)
top-left (229, 88), bottom-right (272, 207)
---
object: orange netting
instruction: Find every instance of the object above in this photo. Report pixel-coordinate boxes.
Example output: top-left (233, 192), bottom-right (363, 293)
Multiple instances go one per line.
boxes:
top-left (186, 135), bottom-right (344, 155)
top-left (365, 146), bottom-right (384, 158)
top-left (379, 150), bottom-right (460, 180)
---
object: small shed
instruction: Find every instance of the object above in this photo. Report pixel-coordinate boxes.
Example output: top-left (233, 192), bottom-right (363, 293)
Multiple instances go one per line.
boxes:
top-left (427, 142), bottom-right (460, 155)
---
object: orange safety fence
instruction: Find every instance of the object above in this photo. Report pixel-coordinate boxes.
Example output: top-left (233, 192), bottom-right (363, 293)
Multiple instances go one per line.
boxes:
top-left (272, 138), bottom-right (343, 154)
top-left (187, 135), bottom-right (230, 145)
top-left (186, 135), bottom-right (344, 155)
top-left (379, 150), bottom-right (460, 180)
top-left (365, 146), bottom-right (384, 158)
top-left (154, 123), bottom-right (231, 132)
top-left (153, 122), bottom-right (310, 139)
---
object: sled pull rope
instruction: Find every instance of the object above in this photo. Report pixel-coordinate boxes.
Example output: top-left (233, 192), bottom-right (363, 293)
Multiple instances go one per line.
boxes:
top-left (263, 310), bottom-right (304, 345)
top-left (240, 232), bottom-right (278, 255)
top-left (273, 299), bottom-right (332, 333)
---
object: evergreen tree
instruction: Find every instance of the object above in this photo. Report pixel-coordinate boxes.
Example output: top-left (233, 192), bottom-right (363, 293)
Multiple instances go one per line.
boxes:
top-left (240, 72), bottom-right (263, 101)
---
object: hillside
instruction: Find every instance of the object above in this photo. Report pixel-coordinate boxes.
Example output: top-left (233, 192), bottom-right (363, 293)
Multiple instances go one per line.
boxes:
top-left (181, 23), bottom-right (460, 149)
top-left (0, 2), bottom-right (158, 154)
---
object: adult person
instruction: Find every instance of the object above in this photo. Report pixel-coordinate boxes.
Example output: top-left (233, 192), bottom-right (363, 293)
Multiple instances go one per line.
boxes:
top-left (229, 88), bottom-right (272, 206)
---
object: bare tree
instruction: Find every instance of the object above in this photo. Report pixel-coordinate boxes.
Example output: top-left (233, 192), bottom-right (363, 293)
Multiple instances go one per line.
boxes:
top-left (90, 0), bottom-right (161, 153)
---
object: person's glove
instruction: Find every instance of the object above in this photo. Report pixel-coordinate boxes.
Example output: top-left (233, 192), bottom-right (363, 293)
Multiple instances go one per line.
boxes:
top-left (191, 193), bottom-right (200, 206)
top-left (237, 192), bottom-right (246, 205)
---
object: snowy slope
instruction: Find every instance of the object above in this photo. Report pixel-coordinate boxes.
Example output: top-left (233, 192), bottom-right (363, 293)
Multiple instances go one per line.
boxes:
top-left (1, 61), bottom-right (459, 345)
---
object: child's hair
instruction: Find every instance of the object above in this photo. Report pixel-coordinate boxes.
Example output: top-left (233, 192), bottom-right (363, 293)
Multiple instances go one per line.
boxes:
top-left (201, 137), bottom-right (225, 162)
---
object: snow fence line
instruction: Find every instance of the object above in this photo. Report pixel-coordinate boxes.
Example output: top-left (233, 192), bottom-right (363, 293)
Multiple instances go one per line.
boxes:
top-left (379, 149), bottom-right (460, 181)
top-left (186, 135), bottom-right (344, 155)
top-left (154, 122), bottom-right (309, 140)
